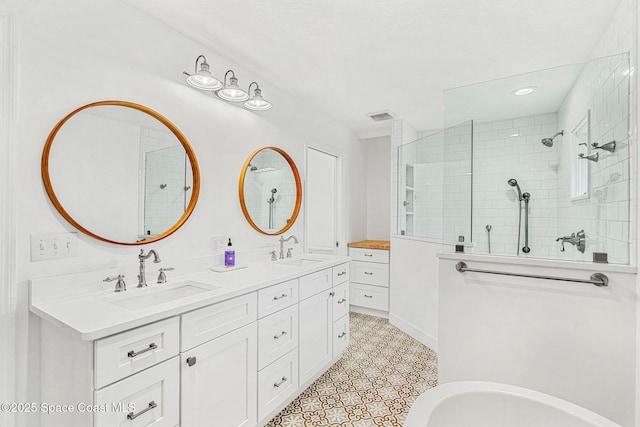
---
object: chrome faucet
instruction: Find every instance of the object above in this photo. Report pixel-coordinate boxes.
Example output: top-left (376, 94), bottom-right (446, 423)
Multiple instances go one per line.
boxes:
top-left (556, 230), bottom-right (586, 253)
top-left (278, 235), bottom-right (298, 259)
top-left (138, 249), bottom-right (161, 287)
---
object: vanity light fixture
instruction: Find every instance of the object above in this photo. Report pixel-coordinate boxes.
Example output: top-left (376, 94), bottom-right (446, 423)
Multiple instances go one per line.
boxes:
top-left (216, 70), bottom-right (249, 102)
top-left (244, 82), bottom-right (273, 111)
top-left (511, 86), bottom-right (537, 96)
top-left (183, 55), bottom-right (223, 90)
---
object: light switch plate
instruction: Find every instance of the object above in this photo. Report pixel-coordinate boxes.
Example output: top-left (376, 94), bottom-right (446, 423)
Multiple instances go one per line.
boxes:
top-left (30, 232), bottom-right (78, 261)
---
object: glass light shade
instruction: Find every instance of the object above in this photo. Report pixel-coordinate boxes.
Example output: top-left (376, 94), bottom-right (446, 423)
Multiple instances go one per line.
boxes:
top-left (244, 88), bottom-right (272, 110)
top-left (217, 76), bottom-right (249, 101)
top-left (187, 73), bottom-right (223, 90)
top-left (186, 61), bottom-right (222, 90)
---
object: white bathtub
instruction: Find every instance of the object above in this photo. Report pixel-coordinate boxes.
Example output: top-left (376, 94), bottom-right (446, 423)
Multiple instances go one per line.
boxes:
top-left (404, 382), bottom-right (621, 427)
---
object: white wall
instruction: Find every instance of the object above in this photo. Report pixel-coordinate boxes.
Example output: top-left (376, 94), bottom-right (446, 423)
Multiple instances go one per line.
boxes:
top-left (438, 254), bottom-right (637, 427)
top-left (8, 1), bottom-right (366, 424)
top-left (363, 135), bottom-right (391, 240)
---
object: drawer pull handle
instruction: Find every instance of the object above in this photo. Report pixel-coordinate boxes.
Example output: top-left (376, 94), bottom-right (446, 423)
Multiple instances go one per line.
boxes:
top-left (338, 332), bottom-right (347, 338)
top-left (273, 331), bottom-right (287, 340)
top-left (364, 294), bottom-right (373, 298)
top-left (127, 400), bottom-right (156, 420)
top-left (128, 343), bottom-right (157, 358)
top-left (273, 293), bottom-right (288, 301)
top-left (364, 272), bottom-right (373, 275)
top-left (329, 291), bottom-right (335, 297)
top-left (337, 271), bottom-right (346, 276)
top-left (186, 356), bottom-right (197, 367)
top-left (364, 253), bottom-right (373, 257)
top-left (273, 377), bottom-right (288, 388)
top-left (338, 298), bottom-right (347, 304)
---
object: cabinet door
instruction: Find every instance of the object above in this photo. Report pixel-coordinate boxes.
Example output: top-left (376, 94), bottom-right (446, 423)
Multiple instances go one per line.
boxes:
top-left (298, 290), bottom-right (333, 385)
top-left (181, 323), bottom-right (257, 427)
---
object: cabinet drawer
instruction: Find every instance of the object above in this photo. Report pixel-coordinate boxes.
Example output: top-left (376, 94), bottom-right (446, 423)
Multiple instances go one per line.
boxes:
top-left (94, 357), bottom-right (179, 427)
top-left (181, 292), bottom-right (257, 351)
top-left (95, 317), bottom-right (179, 389)
top-left (258, 279), bottom-right (298, 318)
top-left (332, 263), bottom-right (350, 285)
top-left (332, 281), bottom-right (349, 321)
top-left (258, 349), bottom-right (299, 421)
top-left (351, 261), bottom-right (389, 287)
top-left (299, 268), bottom-right (332, 300)
top-left (349, 248), bottom-right (389, 263)
top-left (333, 315), bottom-right (349, 358)
top-left (258, 305), bottom-right (298, 370)
top-left (350, 283), bottom-right (389, 310)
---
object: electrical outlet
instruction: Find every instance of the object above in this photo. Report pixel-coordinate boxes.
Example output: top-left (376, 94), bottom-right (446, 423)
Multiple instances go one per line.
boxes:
top-left (30, 232), bottom-right (78, 261)
top-left (211, 235), bottom-right (227, 253)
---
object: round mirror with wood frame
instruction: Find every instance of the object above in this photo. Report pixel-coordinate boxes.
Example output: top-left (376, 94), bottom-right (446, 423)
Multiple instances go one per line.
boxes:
top-left (42, 100), bottom-right (200, 245)
top-left (239, 146), bottom-right (302, 235)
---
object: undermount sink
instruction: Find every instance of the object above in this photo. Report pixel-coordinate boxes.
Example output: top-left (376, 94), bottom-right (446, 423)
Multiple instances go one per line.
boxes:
top-left (110, 281), bottom-right (220, 310)
top-left (281, 257), bottom-right (324, 267)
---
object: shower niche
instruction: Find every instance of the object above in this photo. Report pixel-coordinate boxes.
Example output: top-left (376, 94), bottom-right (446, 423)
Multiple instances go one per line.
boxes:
top-left (398, 53), bottom-right (632, 264)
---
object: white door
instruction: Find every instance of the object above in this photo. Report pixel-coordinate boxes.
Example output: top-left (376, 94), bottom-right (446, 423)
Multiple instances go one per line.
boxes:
top-left (305, 147), bottom-right (338, 254)
top-left (181, 323), bottom-right (257, 427)
top-left (298, 290), bottom-right (333, 385)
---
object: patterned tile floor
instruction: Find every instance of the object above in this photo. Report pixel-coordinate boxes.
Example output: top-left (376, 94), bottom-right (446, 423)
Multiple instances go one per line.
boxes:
top-left (266, 313), bottom-right (438, 427)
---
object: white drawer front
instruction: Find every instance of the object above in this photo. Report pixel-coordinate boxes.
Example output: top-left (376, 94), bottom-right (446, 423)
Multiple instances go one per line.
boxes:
top-left (351, 261), bottom-right (389, 287)
top-left (95, 317), bottom-right (180, 389)
top-left (349, 247), bottom-right (389, 263)
top-left (332, 281), bottom-right (349, 321)
top-left (258, 279), bottom-right (299, 318)
top-left (258, 350), bottom-right (299, 421)
top-left (181, 292), bottom-right (257, 351)
top-left (258, 305), bottom-right (298, 370)
top-left (332, 263), bottom-right (350, 285)
top-left (350, 283), bottom-right (389, 310)
top-left (299, 268), bottom-right (332, 300)
top-left (94, 357), bottom-right (179, 427)
top-left (333, 315), bottom-right (349, 358)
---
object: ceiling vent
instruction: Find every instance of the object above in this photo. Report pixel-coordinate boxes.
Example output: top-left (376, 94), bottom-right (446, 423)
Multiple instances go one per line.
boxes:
top-left (366, 110), bottom-right (397, 122)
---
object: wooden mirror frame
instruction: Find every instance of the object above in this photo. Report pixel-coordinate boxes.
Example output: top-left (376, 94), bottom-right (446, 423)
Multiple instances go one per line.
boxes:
top-left (41, 100), bottom-right (201, 245)
top-left (238, 146), bottom-right (302, 235)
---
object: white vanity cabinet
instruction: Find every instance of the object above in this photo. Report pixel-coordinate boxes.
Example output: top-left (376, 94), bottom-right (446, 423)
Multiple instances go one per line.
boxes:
top-left (298, 263), bottom-right (350, 386)
top-left (34, 256), bottom-right (351, 427)
top-left (181, 293), bottom-right (258, 427)
top-left (348, 243), bottom-right (390, 315)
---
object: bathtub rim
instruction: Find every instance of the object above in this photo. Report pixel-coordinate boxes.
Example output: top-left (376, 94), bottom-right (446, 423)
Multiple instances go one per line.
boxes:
top-left (404, 381), bottom-right (621, 427)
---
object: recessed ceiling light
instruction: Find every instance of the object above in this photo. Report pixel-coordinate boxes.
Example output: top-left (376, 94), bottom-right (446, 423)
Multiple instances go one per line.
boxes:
top-left (511, 86), bottom-right (537, 96)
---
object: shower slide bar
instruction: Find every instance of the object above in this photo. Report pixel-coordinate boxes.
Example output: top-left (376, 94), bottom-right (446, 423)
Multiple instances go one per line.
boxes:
top-left (455, 261), bottom-right (609, 287)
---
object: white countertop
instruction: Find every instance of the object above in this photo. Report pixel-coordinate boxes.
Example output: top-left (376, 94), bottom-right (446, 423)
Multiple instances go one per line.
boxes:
top-left (30, 255), bottom-right (350, 341)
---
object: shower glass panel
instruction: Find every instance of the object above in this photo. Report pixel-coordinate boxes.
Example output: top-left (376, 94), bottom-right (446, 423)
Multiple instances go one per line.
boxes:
top-left (441, 53), bottom-right (631, 263)
top-left (397, 121), bottom-right (472, 243)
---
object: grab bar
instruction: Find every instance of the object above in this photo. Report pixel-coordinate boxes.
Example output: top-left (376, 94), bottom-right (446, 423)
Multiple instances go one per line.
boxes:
top-left (455, 261), bottom-right (608, 287)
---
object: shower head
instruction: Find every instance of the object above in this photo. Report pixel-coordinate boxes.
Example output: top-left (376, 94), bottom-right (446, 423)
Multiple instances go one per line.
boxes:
top-left (541, 130), bottom-right (564, 147)
top-left (507, 178), bottom-right (523, 201)
top-left (271, 188), bottom-right (277, 194)
top-left (248, 163), bottom-right (258, 171)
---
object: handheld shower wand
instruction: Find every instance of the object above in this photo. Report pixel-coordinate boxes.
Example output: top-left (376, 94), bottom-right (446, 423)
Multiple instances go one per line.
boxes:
top-left (507, 178), bottom-right (523, 255)
top-left (507, 178), bottom-right (523, 201)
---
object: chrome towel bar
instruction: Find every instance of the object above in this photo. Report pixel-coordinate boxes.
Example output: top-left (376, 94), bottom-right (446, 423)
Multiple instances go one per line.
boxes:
top-left (455, 261), bottom-right (609, 287)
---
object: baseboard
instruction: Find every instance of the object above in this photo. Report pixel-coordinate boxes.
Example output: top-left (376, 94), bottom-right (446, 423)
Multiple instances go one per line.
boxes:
top-left (389, 313), bottom-right (438, 352)
top-left (350, 305), bottom-right (389, 319)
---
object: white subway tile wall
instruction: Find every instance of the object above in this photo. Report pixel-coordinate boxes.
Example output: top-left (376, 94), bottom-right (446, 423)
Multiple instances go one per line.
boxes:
top-left (138, 126), bottom-right (188, 237)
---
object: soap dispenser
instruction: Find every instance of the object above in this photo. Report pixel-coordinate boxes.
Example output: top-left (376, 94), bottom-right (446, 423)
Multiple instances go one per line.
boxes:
top-left (224, 238), bottom-right (235, 267)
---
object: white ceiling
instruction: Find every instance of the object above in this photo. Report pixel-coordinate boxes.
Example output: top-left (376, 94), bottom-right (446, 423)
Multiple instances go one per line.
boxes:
top-left (125, 0), bottom-right (622, 136)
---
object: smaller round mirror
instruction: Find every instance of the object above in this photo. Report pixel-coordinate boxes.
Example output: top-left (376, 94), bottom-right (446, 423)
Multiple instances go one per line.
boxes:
top-left (239, 147), bottom-right (302, 235)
